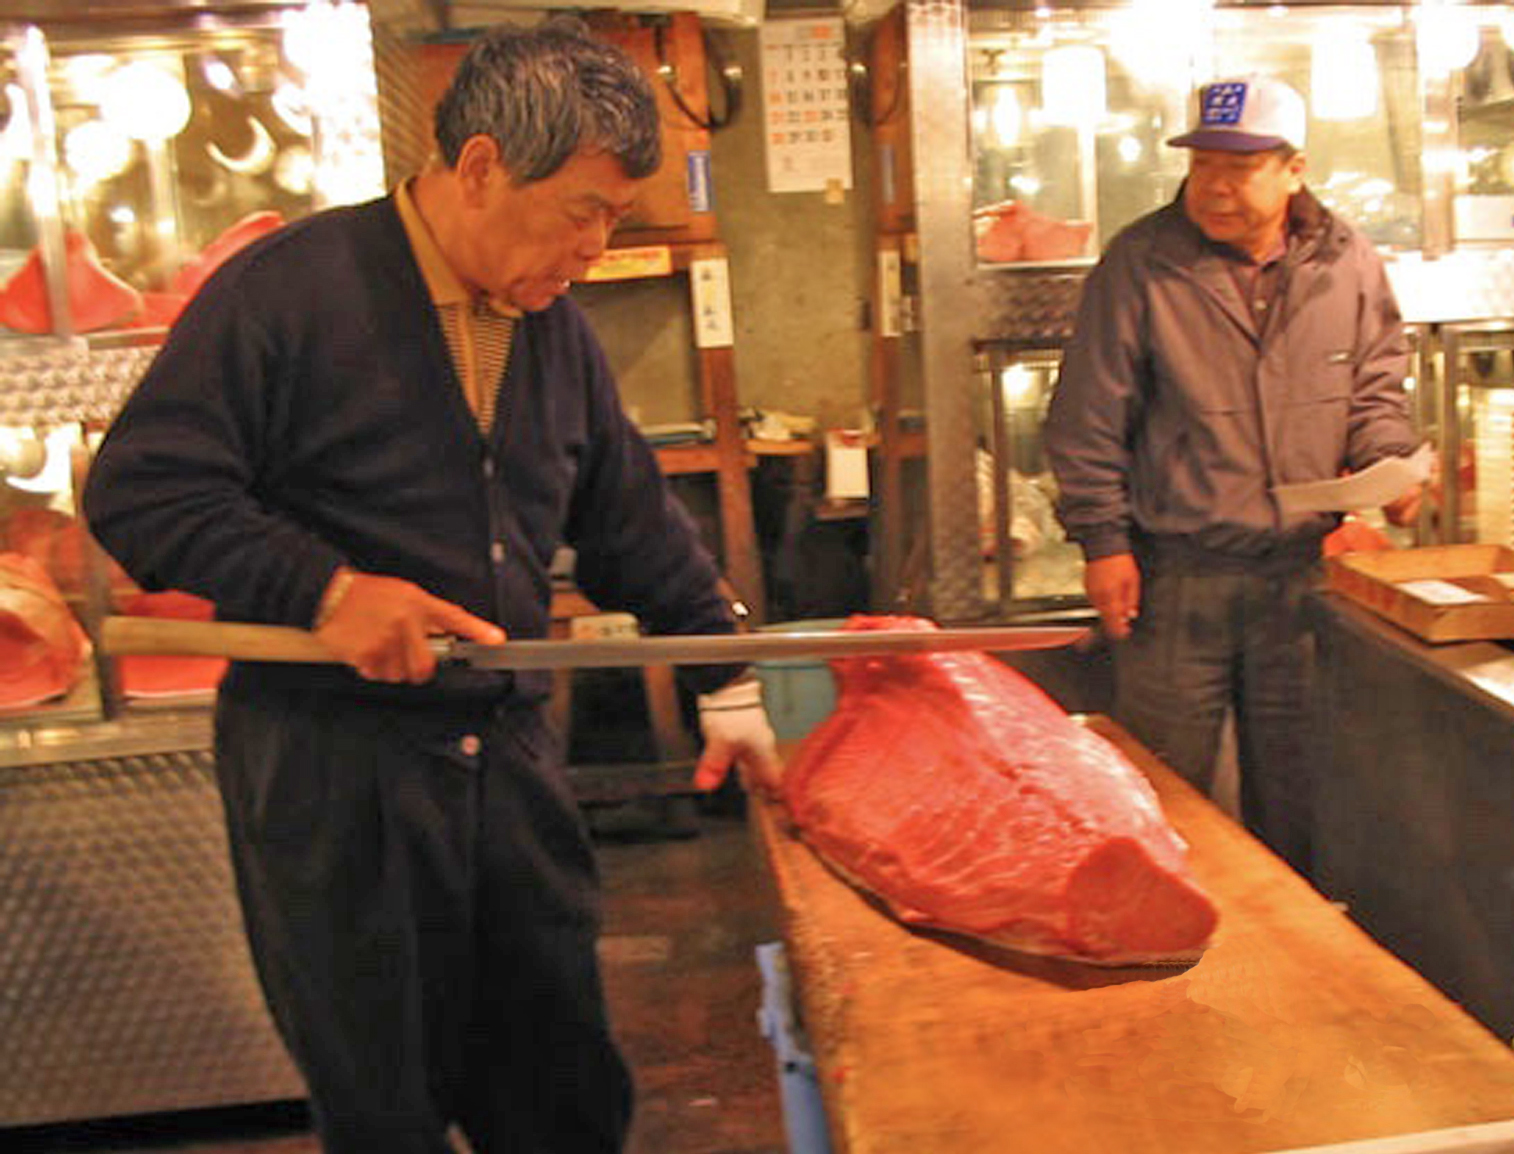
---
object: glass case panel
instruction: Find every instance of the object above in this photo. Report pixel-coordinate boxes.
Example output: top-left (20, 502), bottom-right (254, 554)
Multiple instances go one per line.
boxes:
top-left (978, 345), bottom-right (1084, 612)
top-left (968, 4), bottom-right (1425, 265)
top-left (46, 31), bottom-right (315, 335)
top-left (1451, 10), bottom-right (1514, 243)
top-left (1442, 323), bottom-right (1514, 546)
top-left (0, 6), bottom-right (383, 344)
top-left (968, 6), bottom-right (1187, 267)
top-left (0, 29), bottom-right (50, 342)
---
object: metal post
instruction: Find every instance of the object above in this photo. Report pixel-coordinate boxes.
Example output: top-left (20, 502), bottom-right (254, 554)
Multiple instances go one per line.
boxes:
top-left (12, 25), bottom-right (71, 341)
top-left (906, 0), bottom-right (988, 622)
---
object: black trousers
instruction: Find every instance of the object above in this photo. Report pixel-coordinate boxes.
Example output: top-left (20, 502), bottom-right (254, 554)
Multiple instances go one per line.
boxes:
top-left (1113, 560), bottom-right (1319, 878)
top-left (215, 684), bottom-right (632, 1153)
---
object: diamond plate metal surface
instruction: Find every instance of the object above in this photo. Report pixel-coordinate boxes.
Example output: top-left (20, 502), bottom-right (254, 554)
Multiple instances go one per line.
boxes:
top-left (0, 750), bottom-right (304, 1126)
top-left (909, 0), bottom-right (987, 622)
top-left (973, 269), bottom-right (1087, 346)
top-left (0, 343), bottom-right (157, 429)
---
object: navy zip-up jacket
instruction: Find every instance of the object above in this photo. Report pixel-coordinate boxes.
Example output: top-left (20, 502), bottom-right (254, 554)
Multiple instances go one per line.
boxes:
top-left (84, 196), bottom-right (738, 703)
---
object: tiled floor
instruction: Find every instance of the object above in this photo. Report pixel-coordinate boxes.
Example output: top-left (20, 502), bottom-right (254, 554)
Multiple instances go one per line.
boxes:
top-left (8, 798), bottom-right (789, 1154)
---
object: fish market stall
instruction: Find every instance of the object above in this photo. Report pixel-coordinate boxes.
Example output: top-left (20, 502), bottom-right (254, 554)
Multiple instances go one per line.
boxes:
top-left (752, 717), bottom-right (1514, 1154)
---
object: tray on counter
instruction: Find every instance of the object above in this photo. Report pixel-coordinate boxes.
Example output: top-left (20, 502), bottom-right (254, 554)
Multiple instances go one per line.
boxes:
top-left (1327, 543), bottom-right (1514, 642)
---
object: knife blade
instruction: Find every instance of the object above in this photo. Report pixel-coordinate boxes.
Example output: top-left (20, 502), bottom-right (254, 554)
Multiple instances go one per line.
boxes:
top-left (101, 616), bottom-right (1089, 670)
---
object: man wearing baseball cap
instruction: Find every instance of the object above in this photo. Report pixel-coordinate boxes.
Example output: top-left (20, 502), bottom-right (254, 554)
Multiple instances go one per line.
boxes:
top-left (1045, 75), bottom-right (1426, 877)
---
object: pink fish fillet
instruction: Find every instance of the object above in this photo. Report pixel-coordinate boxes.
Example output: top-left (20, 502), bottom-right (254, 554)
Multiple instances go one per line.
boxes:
top-left (782, 615), bottom-right (1219, 964)
top-left (0, 552), bottom-right (89, 709)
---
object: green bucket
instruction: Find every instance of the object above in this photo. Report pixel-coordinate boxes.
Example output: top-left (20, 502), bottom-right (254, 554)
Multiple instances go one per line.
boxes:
top-left (755, 618), bottom-right (844, 742)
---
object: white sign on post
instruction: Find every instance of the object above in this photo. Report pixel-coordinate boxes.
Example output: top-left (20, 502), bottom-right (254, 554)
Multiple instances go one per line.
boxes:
top-left (690, 256), bottom-right (735, 349)
top-left (760, 16), bottom-right (854, 195)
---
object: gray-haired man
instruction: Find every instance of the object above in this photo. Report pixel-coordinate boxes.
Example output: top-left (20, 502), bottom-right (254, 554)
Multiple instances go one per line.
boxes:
top-left (86, 19), bottom-right (779, 1152)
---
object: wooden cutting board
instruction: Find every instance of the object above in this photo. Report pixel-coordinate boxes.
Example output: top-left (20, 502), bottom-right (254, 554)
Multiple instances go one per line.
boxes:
top-left (753, 718), bottom-right (1514, 1154)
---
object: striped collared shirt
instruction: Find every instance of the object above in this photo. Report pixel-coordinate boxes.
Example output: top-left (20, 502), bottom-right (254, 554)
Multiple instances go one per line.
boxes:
top-left (394, 179), bottom-right (517, 431)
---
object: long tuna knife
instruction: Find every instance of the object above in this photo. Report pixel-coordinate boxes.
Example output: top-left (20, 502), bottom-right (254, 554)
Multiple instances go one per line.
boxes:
top-left (101, 616), bottom-right (1089, 670)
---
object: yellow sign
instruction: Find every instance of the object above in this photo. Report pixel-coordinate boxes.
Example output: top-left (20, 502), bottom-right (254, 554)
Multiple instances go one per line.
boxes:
top-left (583, 245), bottom-right (674, 283)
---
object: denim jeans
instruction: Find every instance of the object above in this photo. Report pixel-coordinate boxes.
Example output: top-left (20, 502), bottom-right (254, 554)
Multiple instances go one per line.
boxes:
top-left (1114, 560), bottom-right (1320, 877)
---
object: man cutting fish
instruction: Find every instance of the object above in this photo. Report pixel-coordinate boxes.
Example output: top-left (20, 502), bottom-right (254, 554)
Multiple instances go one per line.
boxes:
top-left (83, 19), bottom-right (779, 1153)
top-left (1044, 75), bottom-right (1424, 878)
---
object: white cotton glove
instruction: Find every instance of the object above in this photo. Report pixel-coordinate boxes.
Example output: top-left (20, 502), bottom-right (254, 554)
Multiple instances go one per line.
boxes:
top-left (693, 677), bottom-right (783, 796)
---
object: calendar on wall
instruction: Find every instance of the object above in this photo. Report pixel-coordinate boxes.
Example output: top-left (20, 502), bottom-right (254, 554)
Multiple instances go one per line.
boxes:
top-left (760, 16), bottom-right (854, 195)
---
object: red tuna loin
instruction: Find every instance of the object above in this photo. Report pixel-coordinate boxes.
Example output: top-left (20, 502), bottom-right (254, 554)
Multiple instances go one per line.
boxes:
top-left (782, 616), bottom-right (1219, 963)
top-left (115, 589), bottom-right (227, 698)
top-left (0, 552), bottom-right (89, 709)
top-left (0, 230), bottom-right (142, 334)
top-left (170, 211), bottom-right (286, 300)
top-left (4, 506), bottom-right (138, 601)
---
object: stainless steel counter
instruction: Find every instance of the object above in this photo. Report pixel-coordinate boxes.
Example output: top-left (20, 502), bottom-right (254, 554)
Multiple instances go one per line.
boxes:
top-left (1318, 592), bottom-right (1514, 714)
top-left (0, 703), bottom-right (303, 1127)
top-left (0, 705), bottom-right (212, 770)
top-left (1310, 591), bottom-right (1514, 1043)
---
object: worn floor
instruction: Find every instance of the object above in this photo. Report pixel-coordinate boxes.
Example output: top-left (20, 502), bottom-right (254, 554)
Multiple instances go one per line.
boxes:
top-left (7, 797), bottom-right (789, 1154)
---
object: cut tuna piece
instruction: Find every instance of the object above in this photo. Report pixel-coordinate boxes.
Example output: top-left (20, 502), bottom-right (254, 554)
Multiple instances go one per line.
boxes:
top-left (0, 552), bottom-right (89, 709)
top-left (169, 210), bottom-right (286, 300)
top-left (115, 589), bottom-right (227, 699)
top-left (136, 291), bottom-right (191, 329)
top-left (782, 615), bottom-right (1219, 964)
top-left (0, 230), bottom-right (142, 334)
top-left (974, 201), bottom-right (1092, 264)
top-left (4, 506), bottom-right (138, 601)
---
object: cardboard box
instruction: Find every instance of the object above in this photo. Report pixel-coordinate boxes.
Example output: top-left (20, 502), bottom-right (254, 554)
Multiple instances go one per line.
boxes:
top-left (1327, 544), bottom-right (1514, 642)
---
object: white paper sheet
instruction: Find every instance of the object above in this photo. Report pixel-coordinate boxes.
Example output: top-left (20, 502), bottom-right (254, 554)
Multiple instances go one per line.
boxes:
top-left (1272, 443), bottom-right (1433, 515)
top-left (1395, 578), bottom-right (1493, 605)
top-left (824, 431), bottom-right (870, 500)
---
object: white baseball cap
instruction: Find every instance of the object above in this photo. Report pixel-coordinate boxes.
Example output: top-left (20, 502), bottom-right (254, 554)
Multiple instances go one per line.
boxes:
top-left (1167, 75), bottom-right (1307, 153)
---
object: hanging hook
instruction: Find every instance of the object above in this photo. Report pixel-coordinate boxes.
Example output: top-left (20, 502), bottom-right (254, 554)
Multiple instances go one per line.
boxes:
top-left (847, 38), bottom-right (903, 129)
top-left (653, 18), bottom-right (742, 133)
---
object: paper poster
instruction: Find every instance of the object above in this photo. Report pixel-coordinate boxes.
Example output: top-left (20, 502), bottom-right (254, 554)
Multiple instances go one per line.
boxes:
top-left (760, 16), bottom-right (854, 194)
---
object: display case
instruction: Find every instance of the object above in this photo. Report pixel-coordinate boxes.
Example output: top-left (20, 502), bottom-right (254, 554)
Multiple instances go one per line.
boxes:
top-left (0, 418), bottom-right (106, 726)
top-left (0, 2), bottom-right (384, 740)
top-left (0, 7), bottom-right (380, 345)
top-left (975, 342), bottom-right (1082, 614)
top-left (0, 2), bottom-right (392, 1128)
top-left (966, 3), bottom-right (1426, 268)
top-left (1437, 321), bottom-right (1514, 547)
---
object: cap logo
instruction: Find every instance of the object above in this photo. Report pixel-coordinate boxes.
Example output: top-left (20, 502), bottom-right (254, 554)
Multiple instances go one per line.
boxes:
top-left (1200, 82), bottom-right (1248, 127)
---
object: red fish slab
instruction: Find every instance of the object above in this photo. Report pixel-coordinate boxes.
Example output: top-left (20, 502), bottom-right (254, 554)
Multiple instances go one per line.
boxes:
top-left (169, 210), bottom-right (286, 300)
top-left (0, 552), bottom-right (89, 709)
top-left (114, 589), bottom-right (227, 699)
top-left (0, 230), bottom-right (142, 334)
top-left (782, 615), bottom-right (1219, 965)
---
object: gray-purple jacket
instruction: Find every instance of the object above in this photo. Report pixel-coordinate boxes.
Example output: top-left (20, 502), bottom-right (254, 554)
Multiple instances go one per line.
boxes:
top-left (1045, 187), bottom-right (1419, 562)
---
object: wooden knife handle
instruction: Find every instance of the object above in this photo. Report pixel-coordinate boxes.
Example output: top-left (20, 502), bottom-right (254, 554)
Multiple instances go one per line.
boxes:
top-left (102, 616), bottom-right (341, 664)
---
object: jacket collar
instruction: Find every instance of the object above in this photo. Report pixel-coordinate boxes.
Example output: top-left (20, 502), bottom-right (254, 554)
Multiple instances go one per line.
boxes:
top-left (1153, 182), bottom-right (1339, 269)
top-left (1143, 184), bottom-right (1345, 341)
